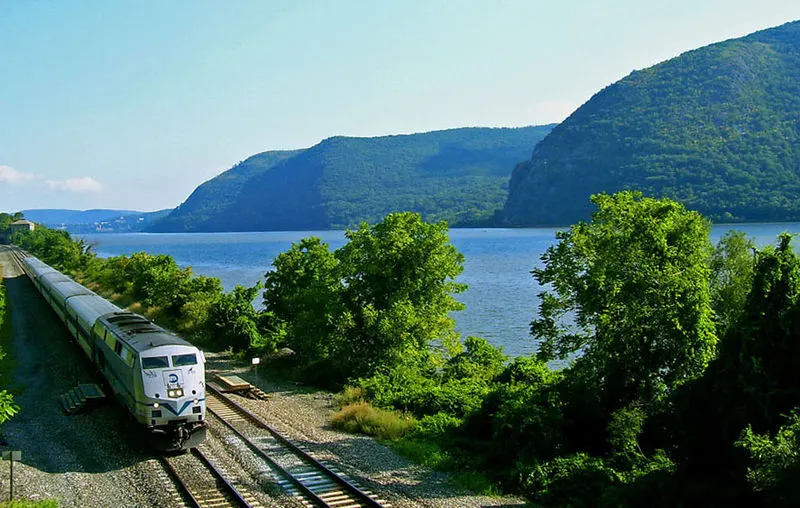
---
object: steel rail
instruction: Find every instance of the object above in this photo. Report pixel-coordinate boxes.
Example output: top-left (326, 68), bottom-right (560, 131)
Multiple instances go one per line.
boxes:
top-left (207, 384), bottom-right (388, 508)
top-left (160, 455), bottom-right (203, 508)
top-left (161, 448), bottom-right (255, 508)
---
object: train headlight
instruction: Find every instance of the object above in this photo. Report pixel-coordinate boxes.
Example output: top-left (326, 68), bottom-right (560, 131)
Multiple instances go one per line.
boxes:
top-left (168, 390), bottom-right (175, 397)
top-left (194, 398), bottom-right (199, 405)
top-left (153, 402), bottom-right (160, 408)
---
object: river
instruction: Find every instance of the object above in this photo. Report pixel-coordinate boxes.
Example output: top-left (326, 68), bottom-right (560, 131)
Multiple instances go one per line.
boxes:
top-left (79, 223), bottom-right (800, 358)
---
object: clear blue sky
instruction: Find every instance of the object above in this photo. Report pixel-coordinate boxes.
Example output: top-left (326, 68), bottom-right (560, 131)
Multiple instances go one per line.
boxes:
top-left (1, 1), bottom-right (798, 212)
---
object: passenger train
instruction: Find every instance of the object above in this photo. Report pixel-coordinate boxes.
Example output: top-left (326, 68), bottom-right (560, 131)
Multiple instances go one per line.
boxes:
top-left (22, 254), bottom-right (207, 451)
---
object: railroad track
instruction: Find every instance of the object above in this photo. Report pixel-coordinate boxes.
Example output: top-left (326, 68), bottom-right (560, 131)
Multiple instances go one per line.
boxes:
top-left (4, 245), bottom-right (27, 271)
top-left (160, 447), bottom-right (263, 508)
top-left (206, 384), bottom-right (390, 508)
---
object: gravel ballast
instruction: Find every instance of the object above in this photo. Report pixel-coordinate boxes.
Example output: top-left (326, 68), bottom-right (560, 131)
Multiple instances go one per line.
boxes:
top-left (0, 248), bottom-right (527, 507)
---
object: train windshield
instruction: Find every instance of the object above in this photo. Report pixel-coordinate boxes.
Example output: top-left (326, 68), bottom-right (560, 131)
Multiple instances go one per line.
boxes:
top-left (171, 353), bottom-right (197, 367)
top-left (141, 356), bottom-right (169, 369)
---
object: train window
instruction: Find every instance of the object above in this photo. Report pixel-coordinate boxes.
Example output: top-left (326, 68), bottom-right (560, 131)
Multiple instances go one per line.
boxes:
top-left (122, 348), bottom-right (135, 368)
top-left (171, 354), bottom-right (197, 367)
top-left (114, 341), bottom-right (122, 355)
top-left (141, 356), bottom-right (169, 369)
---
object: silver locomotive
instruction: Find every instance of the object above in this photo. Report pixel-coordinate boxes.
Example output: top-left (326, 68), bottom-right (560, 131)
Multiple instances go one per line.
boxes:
top-left (22, 255), bottom-right (207, 451)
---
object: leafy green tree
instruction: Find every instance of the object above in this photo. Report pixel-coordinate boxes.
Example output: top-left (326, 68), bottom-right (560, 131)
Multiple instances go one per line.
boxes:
top-left (709, 230), bottom-right (757, 335)
top-left (205, 283), bottom-right (275, 353)
top-left (736, 410), bottom-right (800, 506)
top-left (0, 213), bottom-right (13, 232)
top-left (262, 237), bottom-right (344, 372)
top-left (335, 212), bottom-right (467, 376)
top-left (13, 226), bottom-right (92, 273)
top-left (263, 213), bottom-right (467, 385)
top-left (443, 336), bottom-right (506, 382)
top-left (715, 233), bottom-right (800, 433)
top-left (531, 191), bottom-right (717, 410)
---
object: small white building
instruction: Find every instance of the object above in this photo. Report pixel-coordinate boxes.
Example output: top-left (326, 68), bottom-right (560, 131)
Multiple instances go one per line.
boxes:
top-left (9, 219), bottom-right (35, 233)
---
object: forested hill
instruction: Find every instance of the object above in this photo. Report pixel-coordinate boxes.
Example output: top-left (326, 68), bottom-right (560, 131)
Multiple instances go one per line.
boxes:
top-left (503, 20), bottom-right (800, 226)
top-left (149, 125), bottom-right (553, 232)
top-left (150, 150), bottom-right (302, 232)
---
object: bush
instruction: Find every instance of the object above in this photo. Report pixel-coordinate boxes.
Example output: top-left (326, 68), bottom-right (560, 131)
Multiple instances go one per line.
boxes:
top-left (333, 386), bottom-right (366, 408)
top-left (736, 410), bottom-right (800, 506)
top-left (329, 401), bottom-right (414, 440)
top-left (517, 453), bottom-right (620, 507)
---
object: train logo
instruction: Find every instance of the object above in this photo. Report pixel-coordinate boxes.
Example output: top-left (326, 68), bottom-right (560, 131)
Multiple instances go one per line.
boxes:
top-left (168, 373), bottom-right (179, 384)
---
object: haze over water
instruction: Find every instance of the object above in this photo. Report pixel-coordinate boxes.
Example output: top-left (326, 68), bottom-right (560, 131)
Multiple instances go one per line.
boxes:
top-left (80, 223), bottom-right (800, 358)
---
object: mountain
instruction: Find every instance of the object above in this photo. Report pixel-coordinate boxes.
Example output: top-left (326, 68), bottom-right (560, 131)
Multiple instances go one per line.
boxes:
top-left (23, 208), bottom-right (172, 233)
top-left (23, 209), bottom-right (141, 224)
top-left (504, 21), bottom-right (800, 226)
top-left (149, 126), bottom-right (554, 232)
top-left (149, 150), bottom-right (302, 233)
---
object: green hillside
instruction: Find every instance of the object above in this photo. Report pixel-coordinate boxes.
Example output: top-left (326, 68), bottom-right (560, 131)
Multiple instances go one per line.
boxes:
top-left (150, 126), bottom-right (553, 232)
top-left (150, 150), bottom-right (302, 232)
top-left (504, 21), bottom-right (800, 226)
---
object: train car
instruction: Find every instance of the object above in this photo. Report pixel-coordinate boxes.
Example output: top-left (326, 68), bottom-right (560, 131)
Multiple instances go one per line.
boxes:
top-left (21, 255), bottom-right (207, 451)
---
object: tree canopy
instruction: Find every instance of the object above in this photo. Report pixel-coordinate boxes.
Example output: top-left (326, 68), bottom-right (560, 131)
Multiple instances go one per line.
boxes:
top-left (262, 212), bottom-right (466, 385)
top-left (531, 191), bottom-right (717, 409)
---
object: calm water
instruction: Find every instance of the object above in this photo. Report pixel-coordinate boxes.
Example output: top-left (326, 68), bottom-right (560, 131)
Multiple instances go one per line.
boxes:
top-left (79, 223), bottom-right (800, 358)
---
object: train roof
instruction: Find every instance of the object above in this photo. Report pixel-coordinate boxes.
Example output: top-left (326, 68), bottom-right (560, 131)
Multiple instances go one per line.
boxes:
top-left (37, 269), bottom-right (72, 284)
top-left (98, 311), bottom-right (194, 353)
top-left (47, 278), bottom-right (95, 300)
top-left (69, 294), bottom-right (122, 327)
top-left (24, 257), bottom-right (59, 275)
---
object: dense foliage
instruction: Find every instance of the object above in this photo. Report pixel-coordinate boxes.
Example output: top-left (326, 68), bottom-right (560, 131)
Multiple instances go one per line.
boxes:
top-left (150, 126), bottom-right (553, 232)
top-left (263, 212), bottom-right (467, 385)
top-left (504, 21), bottom-right (800, 226)
top-left (334, 193), bottom-right (800, 507)
top-left (532, 191), bottom-right (717, 409)
top-left (0, 268), bottom-right (20, 431)
top-left (15, 196), bottom-right (800, 505)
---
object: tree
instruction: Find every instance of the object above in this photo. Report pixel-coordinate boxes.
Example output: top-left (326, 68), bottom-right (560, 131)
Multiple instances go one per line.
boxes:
top-left (0, 285), bottom-right (19, 429)
top-left (531, 191), bottom-right (717, 410)
top-left (335, 212), bottom-right (467, 376)
top-left (709, 230), bottom-right (757, 336)
top-left (205, 283), bottom-right (273, 353)
top-left (262, 237), bottom-right (344, 370)
top-left (716, 234), bottom-right (800, 433)
top-left (261, 213), bottom-right (467, 385)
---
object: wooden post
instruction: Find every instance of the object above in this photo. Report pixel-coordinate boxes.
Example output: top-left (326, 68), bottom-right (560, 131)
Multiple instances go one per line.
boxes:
top-left (2, 451), bottom-right (21, 501)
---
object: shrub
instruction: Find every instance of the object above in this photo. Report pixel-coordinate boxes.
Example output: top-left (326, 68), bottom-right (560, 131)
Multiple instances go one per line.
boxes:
top-left (333, 386), bottom-right (366, 408)
top-left (517, 453), bottom-right (620, 507)
top-left (329, 401), bottom-right (414, 440)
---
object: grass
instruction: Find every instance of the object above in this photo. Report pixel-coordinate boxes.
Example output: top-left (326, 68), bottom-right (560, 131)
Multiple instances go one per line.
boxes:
top-left (329, 401), bottom-right (415, 440)
top-left (330, 392), bottom-right (502, 497)
top-left (0, 280), bottom-right (16, 387)
top-left (0, 500), bottom-right (59, 507)
top-left (333, 385), bottom-right (366, 408)
top-left (391, 436), bottom-right (500, 496)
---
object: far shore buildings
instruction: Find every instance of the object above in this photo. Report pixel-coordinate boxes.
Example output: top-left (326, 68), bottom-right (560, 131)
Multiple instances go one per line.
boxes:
top-left (9, 219), bottom-right (35, 233)
top-left (0, 219), bottom-right (36, 244)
